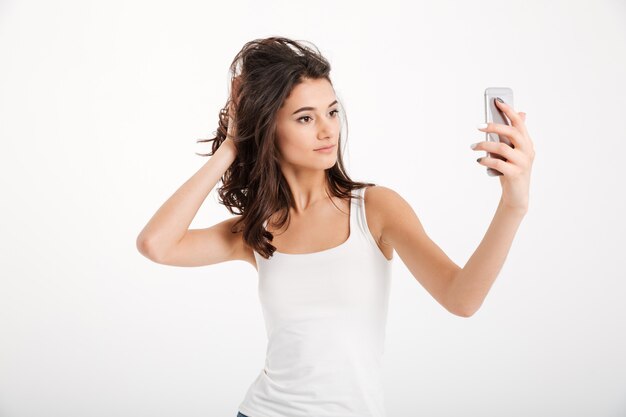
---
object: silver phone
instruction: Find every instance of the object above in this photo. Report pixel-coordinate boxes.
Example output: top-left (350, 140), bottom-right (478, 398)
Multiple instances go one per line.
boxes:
top-left (484, 87), bottom-right (514, 176)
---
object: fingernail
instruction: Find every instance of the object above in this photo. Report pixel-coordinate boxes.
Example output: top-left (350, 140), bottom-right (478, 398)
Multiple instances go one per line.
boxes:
top-left (470, 143), bottom-right (478, 149)
top-left (477, 123), bottom-right (488, 130)
top-left (496, 97), bottom-right (505, 104)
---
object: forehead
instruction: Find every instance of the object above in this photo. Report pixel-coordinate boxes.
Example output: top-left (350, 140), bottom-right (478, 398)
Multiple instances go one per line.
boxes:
top-left (282, 78), bottom-right (335, 109)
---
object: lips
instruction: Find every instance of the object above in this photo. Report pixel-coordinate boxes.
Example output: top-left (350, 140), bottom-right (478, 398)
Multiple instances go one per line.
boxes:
top-left (314, 144), bottom-right (335, 151)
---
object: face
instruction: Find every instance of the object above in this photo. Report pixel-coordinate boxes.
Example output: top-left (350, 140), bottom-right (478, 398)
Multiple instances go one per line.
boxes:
top-left (275, 77), bottom-right (341, 172)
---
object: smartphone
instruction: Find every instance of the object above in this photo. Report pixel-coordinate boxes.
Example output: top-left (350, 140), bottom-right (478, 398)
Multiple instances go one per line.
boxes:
top-left (484, 87), bottom-right (514, 176)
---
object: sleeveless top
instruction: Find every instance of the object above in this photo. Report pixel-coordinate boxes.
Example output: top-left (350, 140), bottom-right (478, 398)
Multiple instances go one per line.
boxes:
top-left (238, 186), bottom-right (393, 417)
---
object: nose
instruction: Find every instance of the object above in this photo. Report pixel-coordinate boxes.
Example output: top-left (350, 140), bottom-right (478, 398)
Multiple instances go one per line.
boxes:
top-left (317, 114), bottom-right (336, 139)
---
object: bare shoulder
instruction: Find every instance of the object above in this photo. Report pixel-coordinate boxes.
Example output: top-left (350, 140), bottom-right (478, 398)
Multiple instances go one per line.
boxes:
top-left (362, 185), bottom-right (418, 247)
top-left (360, 185), bottom-right (401, 260)
top-left (362, 185), bottom-right (464, 316)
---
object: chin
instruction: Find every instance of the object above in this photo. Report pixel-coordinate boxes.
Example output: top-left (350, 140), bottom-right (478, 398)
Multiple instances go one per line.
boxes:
top-left (322, 157), bottom-right (338, 169)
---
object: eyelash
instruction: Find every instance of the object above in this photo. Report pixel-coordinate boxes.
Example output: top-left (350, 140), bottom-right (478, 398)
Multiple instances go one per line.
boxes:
top-left (297, 109), bottom-right (340, 123)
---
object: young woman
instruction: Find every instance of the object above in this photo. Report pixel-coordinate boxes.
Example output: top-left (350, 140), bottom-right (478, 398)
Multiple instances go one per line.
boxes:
top-left (136, 36), bottom-right (535, 417)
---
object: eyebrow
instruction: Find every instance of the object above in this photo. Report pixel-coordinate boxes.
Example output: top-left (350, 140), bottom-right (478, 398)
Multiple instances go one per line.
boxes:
top-left (291, 100), bottom-right (338, 115)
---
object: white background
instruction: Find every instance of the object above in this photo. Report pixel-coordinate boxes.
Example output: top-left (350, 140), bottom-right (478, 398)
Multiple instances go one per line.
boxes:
top-left (1, 0), bottom-right (625, 416)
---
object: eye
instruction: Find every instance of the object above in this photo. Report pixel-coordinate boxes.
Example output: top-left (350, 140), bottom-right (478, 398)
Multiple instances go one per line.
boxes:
top-left (297, 109), bottom-right (340, 124)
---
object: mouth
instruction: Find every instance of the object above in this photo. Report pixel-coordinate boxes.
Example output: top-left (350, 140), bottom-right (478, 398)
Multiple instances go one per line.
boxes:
top-left (314, 144), bottom-right (335, 151)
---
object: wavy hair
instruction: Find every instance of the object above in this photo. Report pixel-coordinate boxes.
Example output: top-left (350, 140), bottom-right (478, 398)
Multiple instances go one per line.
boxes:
top-left (196, 36), bottom-right (375, 259)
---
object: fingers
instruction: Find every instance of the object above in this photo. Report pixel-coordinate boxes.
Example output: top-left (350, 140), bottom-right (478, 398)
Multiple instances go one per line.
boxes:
top-left (478, 122), bottom-right (525, 151)
top-left (476, 155), bottom-right (517, 177)
top-left (472, 140), bottom-right (524, 166)
top-left (494, 98), bottom-right (522, 128)
top-left (475, 102), bottom-right (533, 174)
top-left (228, 77), bottom-right (241, 118)
top-left (495, 99), bottom-right (530, 138)
top-left (231, 76), bottom-right (242, 102)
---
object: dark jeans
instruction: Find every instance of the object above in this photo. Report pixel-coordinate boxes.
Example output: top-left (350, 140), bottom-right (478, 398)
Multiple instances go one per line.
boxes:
top-left (237, 412), bottom-right (249, 417)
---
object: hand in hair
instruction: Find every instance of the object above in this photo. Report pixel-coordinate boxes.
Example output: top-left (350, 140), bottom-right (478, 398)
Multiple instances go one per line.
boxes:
top-left (228, 75), bottom-right (242, 119)
top-left (223, 76), bottom-right (242, 155)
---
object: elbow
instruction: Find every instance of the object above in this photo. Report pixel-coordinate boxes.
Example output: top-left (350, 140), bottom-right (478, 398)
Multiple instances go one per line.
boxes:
top-left (136, 235), bottom-right (159, 261)
top-left (456, 308), bottom-right (476, 318)
top-left (446, 296), bottom-right (479, 318)
top-left (454, 302), bottom-right (481, 318)
top-left (446, 269), bottom-right (480, 318)
top-left (447, 303), bottom-right (474, 318)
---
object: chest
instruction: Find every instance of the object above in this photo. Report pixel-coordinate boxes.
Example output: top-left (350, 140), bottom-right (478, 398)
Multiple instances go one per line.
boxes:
top-left (267, 202), bottom-right (352, 255)
top-left (265, 195), bottom-right (392, 260)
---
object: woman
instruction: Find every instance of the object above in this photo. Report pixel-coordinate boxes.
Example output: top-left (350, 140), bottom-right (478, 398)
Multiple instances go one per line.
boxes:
top-left (136, 36), bottom-right (535, 417)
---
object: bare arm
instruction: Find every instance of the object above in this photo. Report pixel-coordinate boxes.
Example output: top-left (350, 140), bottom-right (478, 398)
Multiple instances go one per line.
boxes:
top-left (137, 76), bottom-right (242, 262)
top-left (369, 186), bottom-right (526, 318)
top-left (447, 198), bottom-right (527, 316)
top-left (369, 186), bottom-right (463, 316)
top-left (136, 142), bottom-right (237, 261)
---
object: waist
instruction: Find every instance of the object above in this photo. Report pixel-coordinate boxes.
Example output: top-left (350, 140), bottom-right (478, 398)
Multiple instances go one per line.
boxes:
top-left (239, 359), bottom-right (386, 417)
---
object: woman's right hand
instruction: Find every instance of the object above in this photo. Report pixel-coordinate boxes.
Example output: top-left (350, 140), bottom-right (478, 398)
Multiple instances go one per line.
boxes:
top-left (229, 75), bottom-right (242, 118)
top-left (222, 76), bottom-right (242, 156)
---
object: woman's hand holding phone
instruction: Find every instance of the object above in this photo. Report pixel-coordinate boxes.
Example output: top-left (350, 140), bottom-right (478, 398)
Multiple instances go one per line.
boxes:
top-left (471, 95), bottom-right (535, 213)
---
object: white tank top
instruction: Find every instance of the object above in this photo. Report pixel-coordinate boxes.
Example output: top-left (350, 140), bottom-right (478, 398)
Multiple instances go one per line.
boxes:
top-left (238, 186), bottom-right (393, 417)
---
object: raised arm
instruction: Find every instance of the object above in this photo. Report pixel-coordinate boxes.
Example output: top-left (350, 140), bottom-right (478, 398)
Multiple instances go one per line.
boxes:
top-left (365, 186), bottom-right (463, 316)
top-left (368, 185), bottom-right (526, 318)
top-left (135, 141), bottom-right (237, 265)
top-left (136, 77), bottom-right (248, 267)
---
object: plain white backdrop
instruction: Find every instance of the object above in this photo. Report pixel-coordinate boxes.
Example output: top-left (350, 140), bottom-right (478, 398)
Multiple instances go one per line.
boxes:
top-left (1, 0), bottom-right (625, 416)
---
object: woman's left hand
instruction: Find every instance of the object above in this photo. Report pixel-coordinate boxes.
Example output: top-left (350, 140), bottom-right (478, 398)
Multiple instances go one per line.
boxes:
top-left (472, 99), bottom-right (535, 213)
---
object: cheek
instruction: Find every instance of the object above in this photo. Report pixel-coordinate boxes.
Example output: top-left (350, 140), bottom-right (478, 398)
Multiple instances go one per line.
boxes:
top-left (279, 140), bottom-right (308, 161)
top-left (278, 125), bottom-right (308, 152)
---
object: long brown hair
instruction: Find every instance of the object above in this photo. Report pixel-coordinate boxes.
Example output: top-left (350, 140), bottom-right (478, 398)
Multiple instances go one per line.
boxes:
top-left (197, 36), bottom-right (375, 259)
